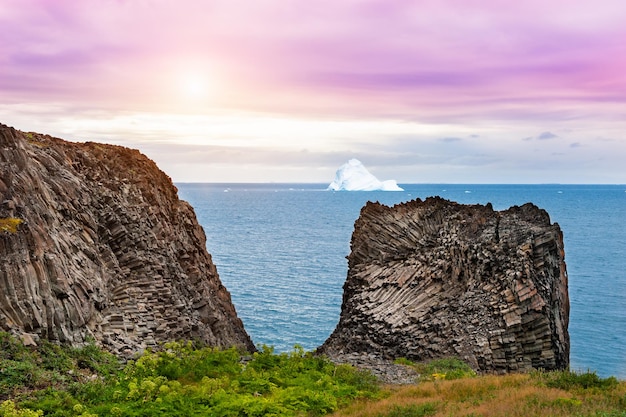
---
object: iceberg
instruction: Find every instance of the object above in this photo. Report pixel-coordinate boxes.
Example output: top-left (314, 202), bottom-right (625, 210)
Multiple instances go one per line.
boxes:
top-left (327, 159), bottom-right (404, 191)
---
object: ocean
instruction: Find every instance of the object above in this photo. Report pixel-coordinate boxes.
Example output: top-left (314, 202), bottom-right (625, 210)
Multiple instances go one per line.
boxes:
top-left (177, 183), bottom-right (626, 379)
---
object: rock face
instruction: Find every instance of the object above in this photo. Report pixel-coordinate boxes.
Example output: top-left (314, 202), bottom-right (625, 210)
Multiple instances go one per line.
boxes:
top-left (0, 124), bottom-right (255, 355)
top-left (320, 197), bottom-right (569, 373)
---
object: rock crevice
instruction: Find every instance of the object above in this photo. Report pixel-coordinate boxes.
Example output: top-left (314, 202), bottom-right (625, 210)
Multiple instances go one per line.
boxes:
top-left (320, 197), bottom-right (569, 373)
top-left (0, 124), bottom-right (254, 355)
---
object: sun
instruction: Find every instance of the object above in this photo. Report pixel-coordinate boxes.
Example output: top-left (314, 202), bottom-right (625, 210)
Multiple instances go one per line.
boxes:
top-left (179, 72), bottom-right (210, 100)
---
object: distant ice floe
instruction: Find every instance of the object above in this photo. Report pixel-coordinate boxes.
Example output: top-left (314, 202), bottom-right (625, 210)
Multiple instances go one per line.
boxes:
top-left (327, 159), bottom-right (403, 191)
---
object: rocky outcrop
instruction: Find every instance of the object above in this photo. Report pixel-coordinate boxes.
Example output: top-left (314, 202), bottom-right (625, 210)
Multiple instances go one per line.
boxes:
top-left (320, 197), bottom-right (569, 373)
top-left (0, 123), bottom-right (255, 355)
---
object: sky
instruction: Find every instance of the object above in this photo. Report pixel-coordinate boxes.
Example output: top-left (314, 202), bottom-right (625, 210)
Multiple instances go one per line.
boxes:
top-left (1, 0), bottom-right (625, 183)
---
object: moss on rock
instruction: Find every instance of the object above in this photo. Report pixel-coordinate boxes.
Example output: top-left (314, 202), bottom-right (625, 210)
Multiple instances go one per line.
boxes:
top-left (0, 218), bottom-right (23, 233)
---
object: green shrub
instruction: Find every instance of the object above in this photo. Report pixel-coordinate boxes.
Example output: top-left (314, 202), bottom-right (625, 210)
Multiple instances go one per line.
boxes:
top-left (122, 341), bottom-right (242, 382)
top-left (0, 361), bottom-right (37, 389)
top-left (0, 400), bottom-right (43, 417)
top-left (0, 333), bottom-right (120, 402)
top-left (393, 358), bottom-right (415, 366)
top-left (37, 341), bottom-right (73, 373)
top-left (413, 358), bottom-right (477, 381)
top-left (70, 341), bottom-right (120, 377)
top-left (0, 333), bottom-right (32, 361)
top-left (536, 370), bottom-right (619, 391)
top-left (0, 358), bottom-right (66, 398)
top-left (333, 364), bottom-right (380, 398)
top-left (19, 389), bottom-right (76, 417)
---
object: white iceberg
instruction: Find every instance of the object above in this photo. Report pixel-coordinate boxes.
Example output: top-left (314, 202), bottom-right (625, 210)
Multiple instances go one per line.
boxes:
top-left (327, 159), bottom-right (403, 191)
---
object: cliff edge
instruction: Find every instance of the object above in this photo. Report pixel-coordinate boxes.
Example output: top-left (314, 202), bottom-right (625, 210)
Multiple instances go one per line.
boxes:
top-left (320, 197), bottom-right (569, 373)
top-left (0, 123), bottom-right (255, 354)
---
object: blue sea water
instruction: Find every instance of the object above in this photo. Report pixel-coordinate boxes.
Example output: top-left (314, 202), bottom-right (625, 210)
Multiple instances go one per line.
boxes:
top-left (177, 183), bottom-right (626, 379)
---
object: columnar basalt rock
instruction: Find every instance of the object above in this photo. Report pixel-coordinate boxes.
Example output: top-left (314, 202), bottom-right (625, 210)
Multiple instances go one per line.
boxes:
top-left (0, 124), bottom-right (255, 355)
top-left (320, 197), bottom-right (569, 373)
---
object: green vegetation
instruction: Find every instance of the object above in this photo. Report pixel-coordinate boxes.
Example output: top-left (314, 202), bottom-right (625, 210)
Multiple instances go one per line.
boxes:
top-left (534, 368), bottom-right (619, 391)
top-left (23, 133), bottom-right (48, 148)
top-left (0, 400), bottom-right (43, 417)
top-left (0, 332), bottom-right (119, 401)
top-left (1, 332), bottom-right (624, 417)
top-left (393, 357), bottom-right (477, 381)
top-left (0, 218), bottom-right (23, 234)
top-left (0, 334), bottom-right (379, 417)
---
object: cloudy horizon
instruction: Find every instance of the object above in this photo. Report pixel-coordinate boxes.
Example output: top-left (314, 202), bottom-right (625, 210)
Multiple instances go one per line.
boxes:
top-left (1, 0), bottom-right (625, 184)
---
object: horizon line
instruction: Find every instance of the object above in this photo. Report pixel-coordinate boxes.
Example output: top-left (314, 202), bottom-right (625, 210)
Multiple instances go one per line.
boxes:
top-left (174, 182), bottom-right (626, 186)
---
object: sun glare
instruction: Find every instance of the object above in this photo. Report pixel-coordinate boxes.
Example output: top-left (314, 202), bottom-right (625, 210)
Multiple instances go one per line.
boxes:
top-left (179, 72), bottom-right (210, 100)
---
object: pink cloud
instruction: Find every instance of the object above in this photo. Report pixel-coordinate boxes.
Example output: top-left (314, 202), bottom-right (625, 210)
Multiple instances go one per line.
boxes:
top-left (1, 0), bottom-right (625, 123)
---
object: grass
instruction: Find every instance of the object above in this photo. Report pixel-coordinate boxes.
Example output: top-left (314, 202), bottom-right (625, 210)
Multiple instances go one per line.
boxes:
top-left (0, 332), bottom-right (624, 417)
top-left (330, 371), bottom-right (626, 417)
top-left (0, 218), bottom-right (23, 234)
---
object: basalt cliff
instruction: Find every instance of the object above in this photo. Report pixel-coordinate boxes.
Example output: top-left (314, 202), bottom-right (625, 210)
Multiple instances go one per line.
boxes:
top-left (320, 197), bottom-right (569, 373)
top-left (0, 123), bottom-right (254, 355)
